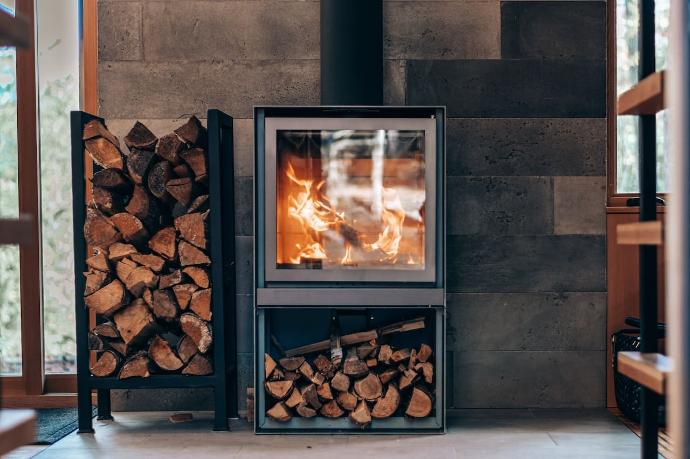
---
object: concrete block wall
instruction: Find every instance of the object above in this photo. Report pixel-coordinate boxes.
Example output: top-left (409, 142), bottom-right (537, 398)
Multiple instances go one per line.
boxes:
top-left (98, 0), bottom-right (607, 411)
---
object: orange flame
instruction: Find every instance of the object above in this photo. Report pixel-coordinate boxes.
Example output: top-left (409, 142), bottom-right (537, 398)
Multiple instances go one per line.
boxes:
top-left (366, 189), bottom-right (406, 262)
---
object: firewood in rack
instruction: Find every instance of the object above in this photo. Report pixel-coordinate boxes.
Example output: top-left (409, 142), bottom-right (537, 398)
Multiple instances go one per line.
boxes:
top-left (265, 353), bottom-right (277, 379)
top-left (107, 242), bottom-right (138, 262)
top-left (86, 248), bottom-right (110, 272)
top-left (180, 313), bottom-right (212, 353)
top-left (85, 279), bottom-right (127, 316)
top-left (265, 380), bottom-right (294, 400)
top-left (90, 350), bottom-right (120, 377)
top-left (371, 383), bottom-right (400, 419)
top-left (84, 207), bottom-right (121, 248)
top-left (147, 160), bottom-right (174, 202)
top-left (190, 288), bottom-right (212, 321)
top-left (343, 349), bottom-right (369, 378)
top-left (124, 121), bottom-right (158, 151)
top-left (301, 384), bottom-right (322, 410)
top-left (398, 368), bottom-right (418, 391)
top-left (155, 133), bottom-right (184, 165)
top-left (378, 344), bottom-right (393, 364)
top-left (296, 403), bottom-right (317, 418)
top-left (93, 321), bottom-right (119, 339)
top-left (285, 387), bottom-right (305, 408)
top-left (182, 266), bottom-right (209, 289)
top-left (417, 343), bottom-right (432, 363)
top-left (337, 391), bottom-right (357, 411)
top-left (405, 386), bottom-right (433, 418)
top-left (283, 371), bottom-right (300, 381)
top-left (317, 382), bottom-right (334, 401)
top-left (378, 367), bottom-right (399, 385)
top-left (149, 335), bottom-right (183, 371)
top-left (174, 212), bottom-right (208, 250)
top-left (173, 163), bottom-right (192, 179)
top-left (179, 241), bottom-right (210, 266)
top-left (115, 259), bottom-right (137, 284)
top-left (180, 148), bottom-right (207, 183)
top-left (125, 186), bottom-right (161, 231)
top-left (313, 354), bottom-right (336, 379)
top-left (84, 270), bottom-right (108, 296)
top-left (279, 356), bottom-right (304, 372)
top-left (354, 373), bottom-right (383, 401)
top-left (130, 253), bottom-right (165, 273)
top-left (349, 400), bottom-right (372, 427)
top-left (152, 289), bottom-right (179, 321)
top-left (119, 351), bottom-right (150, 379)
top-left (172, 283), bottom-right (198, 309)
top-left (175, 115), bottom-right (205, 146)
top-left (85, 137), bottom-right (124, 170)
top-left (127, 148), bottom-right (156, 185)
top-left (142, 288), bottom-right (153, 307)
top-left (92, 169), bottom-right (132, 195)
top-left (269, 368), bottom-right (285, 381)
top-left (166, 177), bottom-right (195, 206)
top-left (148, 227), bottom-right (177, 260)
top-left (109, 340), bottom-right (128, 356)
top-left (83, 119), bottom-right (120, 147)
top-left (415, 362), bottom-right (433, 385)
top-left (124, 266), bottom-right (158, 297)
top-left (159, 270), bottom-right (183, 289)
top-left (110, 213), bottom-right (149, 245)
top-left (88, 332), bottom-right (105, 351)
top-left (92, 186), bottom-right (126, 216)
top-left (187, 195), bottom-right (209, 214)
top-left (330, 371), bottom-right (350, 393)
top-left (266, 402), bottom-right (291, 422)
top-left (298, 361), bottom-right (325, 386)
top-left (176, 335), bottom-right (199, 364)
top-left (408, 349), bottom-right (418, 369)
top-left (356, 343), bottom-right (377, 360)
top-left (182, 353), bottom-right (213, 375)
top-left (113, 298), bottom-right (155, 345)
top-left (391, 348), bottom-right (411, 364)
top-left (319, 400), bottom-right (344, 418)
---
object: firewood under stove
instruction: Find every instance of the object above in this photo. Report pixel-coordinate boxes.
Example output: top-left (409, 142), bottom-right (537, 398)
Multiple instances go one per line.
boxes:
top-left (82, 116), bottom-right (214, 378)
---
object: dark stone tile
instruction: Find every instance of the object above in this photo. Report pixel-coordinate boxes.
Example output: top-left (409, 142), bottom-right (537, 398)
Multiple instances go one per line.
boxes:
top-left (406, 59), bottom-right (606, 118)
top-left (235, 236), bottom-right (253, 294)
top-left (447, 118), bottom-right (607, 176)
top-left (235, 177), bottom-right (253, 236)
top-left (112, 388), bottom-right (214, 411)
top-left (447, 293), bottom-right (606, 351)
top-left (453, 351), bottom-right (605, 408)
top-left (501, 1), bottom-right (606, 59)
top-left (236, 294), bottom-right (253, 354)
top-left (446, 235), bottom-right (606, 292)
top-left (447, 176), bottom-right (553, 235)
top-left (236, 352), bottom-right (254, 415)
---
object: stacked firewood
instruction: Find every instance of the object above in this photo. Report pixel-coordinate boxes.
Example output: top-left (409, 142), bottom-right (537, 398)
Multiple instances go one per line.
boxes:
top-left (82, 117), bottom-right (214, 378)
top-left (264, 340), bottom-right (434, 426)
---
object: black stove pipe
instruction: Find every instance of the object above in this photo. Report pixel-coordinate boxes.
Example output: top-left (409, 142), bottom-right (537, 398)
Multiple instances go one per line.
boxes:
top-left (320, 0), bottom-right (383, 105)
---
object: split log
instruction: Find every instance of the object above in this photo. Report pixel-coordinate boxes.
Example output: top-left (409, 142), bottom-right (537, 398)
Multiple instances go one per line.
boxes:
top-left (371, 383), bottom-right (400, 419)
top-left (86, 249), bottom-right (110, 272)
top-left (92, 169), bottom-right (131, 194)
top-left (285, 387), bottom-right (305, 408)
top-left (391, 348), bottom-right (411, 363)
top-left (115, 259), bottom-right (137, 283)
top-left (92, 186), bottom-right (126, 215)
top-left (113, 298), bottom-right (155, 344)
top-left (174, 116), bottom-right (205, 145)
top-left (179, 241), bottom-right (210, 266)
top-left (366, 358), bottom-right (377, 368)
top-left (416, 362), bottom-right (433, 384)
top-left (408, 349), bottom-right (418, 369)
top-left (173, 163), bottom-right (192, 179)
top-left (354, 373), bottom-right (383, 401)
top-left (130, 253), bottom-right (165, 272)
top-left (180, 148), bottom-right (207, 183)
top-left (147, 160), bottom-right (174, 201)
top-left (85, 279), bottom-right (127, 316)
top-left (110, 213), bottom-right (149, 244)
top-left (265, 353), bottom-right (277, 379)
top-left (313, 354), bottom-right (336, 379)
top-left (83, 119), bottom-right (120, 147)
top-left (90, 350), bottom-right (120, 377)
top-left (127, 148), bottom-right (156, 185)
top-left (155, 133), bottom-right (184, 164)
top-left (417, 343), bottom-right (432, 363)
top-left (343, 349), bottom-right (369, 378)
top-left (88, 332), bottom-right (105, 351)
top-left (176, 335), bottom-right (198, 364)
top-left (149, 335), bottom-right (183, 371)
top-left (84, 207), bottom-right (121, 248)
top-left (124, 121), bottom-right (157, 150)
top-left (279, 356), bottom-right (304, 372)
top-left (337, 391), bottom-right (357, 411)
top-left (265, 380), bottom-right (294, 400)
top-left (174, 212), bottom-right (207, 250)
top-left (317, 382), bottom-right (334, 401)
top-left (183, 266), bottom-right (209, 288)
top-left (172, 283), bottom-right (198, 309)
top-left (266, 402), bottom-right (291, 422)
top-left (378, 367), bottom-right (399, 385)
top-left (109, 340), bottom-right (128, 356)
top-left (107, 242), bottom-right (138, 261)
top-left (85, 137), bottom-right (124, 170)
top-left (124, 266), bottom-right (158, 297)
top-left (152, 289), bottom-right (178, 321)
top-left (187, 195), bottom-right (209, 214)
top-left (166, 177), bottom-right (194, 206)
top-left (93, 321), bottom-right (119, 339)
top-left (301, 384), bottom-right (322, 410)
top-left (405, 386), bottom-right (433, 418)
top-left (349, 400), bottom-right (371, 427)
top-left (119, 351), bottom-right (150, 379)
top-left (143, 288), bottom-right (153, 307)
top-left (399, 369), bottom-right (418, 391)
top-left (378, 345), bottom-right (393, 363)
top-left (319, 400), bottom-right (344, 418)
top-left (331, 372), bottom-right (350, 392)
top-left (84, 270), bottom-right (108, 296)
top-left (356, 343), bottom-right (376, 360)
top-left (296, 404), bottom-right (317, 418)
top-left (270, 368), bottom-right (285, 381)
top-left (190, 288), bottom-right (211, 320)
top-left (299, 361), bottom-right (325, 386)
top-left (159, 270), bottom-right (183, 289)
top-left (182, 354), bottom-right (213, 375)
top-left (125, 186), bottom-right (160, 231)
top-left (283, 371), bottom-right (301, 382)
top-left (171, 201), bottom-right (188, 219)
top-left (179, 313), bottom-right (212, 353)
top-left (148, 227), bottom-right (177, 260)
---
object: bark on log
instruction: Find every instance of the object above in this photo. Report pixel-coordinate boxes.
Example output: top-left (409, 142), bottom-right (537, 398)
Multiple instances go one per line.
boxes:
top-left (130, 253), bottom-right (165, 272)
top-left (174, 212), bottom-right (207, 250)
top-left (179, 241), bottom-right (210, 266)
top-left (84, 270), bottom-right (108, 296)
top-left (405, 386), bottom-right (432, 418)
top-left (283, 371), bottom-right (301, 382)
top-left (190, 288), bottom-right (211, 320)
top-left (301, 384), bottom-right (322, 410)
top-left (90, 350), bottom-right (120, 377)
top-left (84, 207), bottom-right (121, 248)
top-left (127, 148), bottom-right (156, 185)
top-left (152, 289), bottom-right (178, 321)
top-left (155, 133), bottom-right (184, 165)
top-left (279, 356), bottom-right (305, 372)
top-left (187, 195), bottom-right (209, 214)
top-left (265, 380), bottom-right (294, 400)
top-left (182, 266), bottom-right (209, 288)
top-left (124, 121), bottom-right (157, 150)
top-left (266, 402), bottom-right (291, 422)
top-left (110, 213), bottom-right (149, 245)
top-left (148, 227), bottom-right (177, 260)
top-left (113, 298), bottom-right (155, 344)
top-left (270, 368), bottom-right (285, 381)
top-left (85, 138), bottom-right (124, 170)
top-left (331, 372), bottom-right (350, 392)
top-left (147, 160), bottom-right (174, 201)
top-left (337, 391), bottom-right (357, 411)
top-left (265, 353), bottom-right (277, 379)
top-left (174, 116), bottom-right (205, 146)
top-left (176, 335), bottom-right (198, 364)
top-left (92, 169), bottom-right (132, 194)
top-left (179, 313), bottom-right (212, 353)
top-left (354, 373), bottom-right (383, 401)
top-left (319, 400), bottom-right (344, 418)
top-left (180, 148), bottom-right (207, 183)
top-left (182, 354), bottom-right (213, 375)
top-left (371, 384), bottom-right (400, 419)
top-left (349, 400), bottom-right (371, 427)
top-left (149, 335), bottom-right (183, 371)
top-left (93, 321), bottom-right (119, 339)
top-left (159, 270), bottom-right (183, 289)
top-left (172, 283), bottom-right (198, 309)
top-left (85, 279), bottom-right (127, 316)
top-left (109, 340), bottom-right (128, 356)
top-left (119, 351), bottom-right (150, 379)
top-left (83, 119), bottom-right (120, 147)
top-left (88, 332), bottom-right (105, 351)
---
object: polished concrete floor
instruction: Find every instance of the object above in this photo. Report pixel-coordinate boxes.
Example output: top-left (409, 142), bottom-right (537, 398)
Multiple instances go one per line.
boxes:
top-left (22, 409), bottom-right (640, 458)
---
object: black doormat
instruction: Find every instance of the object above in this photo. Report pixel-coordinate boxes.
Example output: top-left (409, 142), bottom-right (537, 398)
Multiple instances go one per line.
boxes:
top-left (33, 407), bottom-right (97, 445)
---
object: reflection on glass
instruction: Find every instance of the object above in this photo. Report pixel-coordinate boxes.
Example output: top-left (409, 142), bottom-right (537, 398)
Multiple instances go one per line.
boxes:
top-left (276, 130), bottom-right (426, 270)
top-left (37, 0), bottom-right (79, 373)
top-left (0, 245), bottom-right (22, 375)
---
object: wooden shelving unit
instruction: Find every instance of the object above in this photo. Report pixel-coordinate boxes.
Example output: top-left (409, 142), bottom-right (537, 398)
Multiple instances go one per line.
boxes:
top-left (0, 8), bottom-right (30, 48)
top-left (618, 70), bottom-right (666, 115)
top-left (617, 221), bottom-right (663, 245)
top-left (618, 352), bottom-right (671, 395)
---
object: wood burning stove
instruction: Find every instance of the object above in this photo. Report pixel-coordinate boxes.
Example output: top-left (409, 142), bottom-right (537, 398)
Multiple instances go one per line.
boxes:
top-left (254, 106), bottom-right (446, 433)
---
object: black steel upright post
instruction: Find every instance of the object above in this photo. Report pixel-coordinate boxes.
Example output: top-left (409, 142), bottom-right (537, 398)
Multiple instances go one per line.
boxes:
top-left (638, 0), bottom-right (659, 457)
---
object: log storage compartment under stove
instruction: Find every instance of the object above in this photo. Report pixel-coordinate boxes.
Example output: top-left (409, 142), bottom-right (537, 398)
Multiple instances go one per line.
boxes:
top-left (255, 106), bottom-right (446, 433)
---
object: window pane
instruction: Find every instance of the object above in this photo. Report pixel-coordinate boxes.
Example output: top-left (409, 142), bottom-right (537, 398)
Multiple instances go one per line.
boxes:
top-left (37, 0), bottom-right (79, 374)
top-left (0, 46), bottom-right (18, 218)
top-left (0, 245), bottom-right (22, 375)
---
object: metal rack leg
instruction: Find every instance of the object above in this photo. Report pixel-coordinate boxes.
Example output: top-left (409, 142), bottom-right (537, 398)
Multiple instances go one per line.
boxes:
top-left (77, 387), bottom-right (94, 433)
top-left (97, 389), bottom-right (113, 421)
top-left (214, 381), bottom-right (229, 431)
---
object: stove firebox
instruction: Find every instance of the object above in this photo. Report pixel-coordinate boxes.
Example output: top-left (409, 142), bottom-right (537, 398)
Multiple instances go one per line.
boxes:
top-left (254, 106), bottom-right (446, 433)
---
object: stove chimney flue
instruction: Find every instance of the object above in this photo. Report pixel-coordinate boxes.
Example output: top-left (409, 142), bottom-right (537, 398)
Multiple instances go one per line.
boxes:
top-left (320, 0), bottom-right (383, 105)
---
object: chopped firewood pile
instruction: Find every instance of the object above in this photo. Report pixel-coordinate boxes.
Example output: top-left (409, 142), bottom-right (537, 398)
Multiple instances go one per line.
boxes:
top-left (82, 116), bottom-right (214, 378)
top-left (264, 317), bottom-right (435, 426)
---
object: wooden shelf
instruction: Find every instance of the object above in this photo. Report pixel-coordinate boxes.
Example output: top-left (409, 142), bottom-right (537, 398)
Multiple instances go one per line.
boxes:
top-left (616, 221), bottom-right (663, 245)
top-left (0, 8), bottom-right (30, 48)
top-left (0, 410), bottom-right (35, 456)
top-left (618, 70), bottom-right (666, 115)
top-left (618, 352), bottom-right (671, 395)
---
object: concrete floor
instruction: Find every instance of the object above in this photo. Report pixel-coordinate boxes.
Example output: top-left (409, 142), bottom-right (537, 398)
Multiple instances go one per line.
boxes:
top-left (22, 409), bottom-right (640, 458)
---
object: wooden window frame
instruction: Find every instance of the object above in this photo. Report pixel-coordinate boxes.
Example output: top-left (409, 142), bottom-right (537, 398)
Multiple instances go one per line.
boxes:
top-left (1, 0), bottom-right (97, 408)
